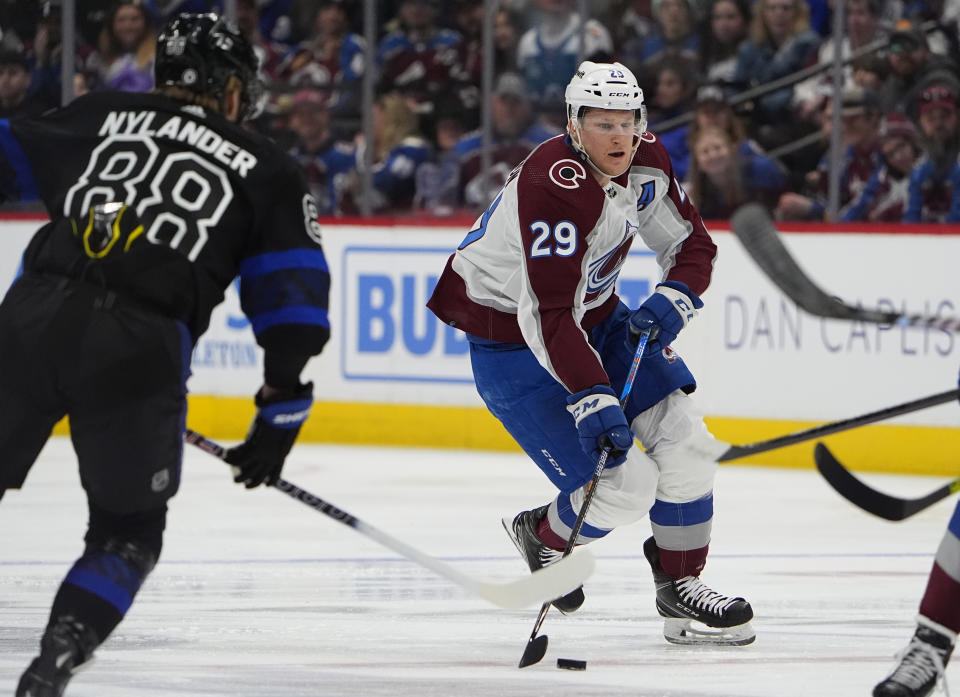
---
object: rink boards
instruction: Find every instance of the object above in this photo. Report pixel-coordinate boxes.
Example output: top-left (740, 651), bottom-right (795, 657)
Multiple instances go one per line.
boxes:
top-left (2, 214), bottom-right (959, 475)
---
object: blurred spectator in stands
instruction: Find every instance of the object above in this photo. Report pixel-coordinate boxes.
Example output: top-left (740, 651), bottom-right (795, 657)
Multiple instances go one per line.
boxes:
top-left (688, 83), bottom-right (769, 158)
top-left (699, 0), bottom-right (750, 84)
top-left (647, 58), bottom-right (698, 180)
top-left (841, 113), bottom-right (920, 220)
top-left (286, 0), bottom-right (361, 42)
top-left (95, 0), bottom-right (155, 92)
top-left (236, 0), bottom-right (286, 80)
top-left (691, 84), bottom-right (745, 137)
top-left (880, 22), bottom-right (960, 114)
top-left (731, 0), bottom-right (820, 148)
top-left (904, 81), bottom-right (960, 221)
top-left (0, 49), bottom-right (46, 118)
top-left (613, 0), bottom-right (656, 51)
top-left (453, 0), bottom-right (484, 88)
top-left (275, 0), bottom-right (366, 123)
top-left (451, 72), bottom-right (557, 211)
top-left (621, 0), bottom-right (699, 84)
top-left (414, 94), bottom-right (471, 215)
top-left (504, 0), bottom-right (622, 27)
top-left (806, 0), bottom-right (831, 37)
top-left (851, 53), bottom-right (889, 90)
top-left (343, 92), bottom-right (432, 215)
top-left (686, 125), bottom-right (789, 218)
top-left (517, 0), bottom-right (614, 130)
top-left (287, 88), bottom-right (357, 216)
top-left (0, 0), bottom-right (41, 50)
top-left (377, 0), bottom-right (466, 121)
top-left (900, 0), bottom-right (960, 59)
top-left (24, 0), bottom-right (100, 109)
top-left (254, 0), bottom-right (301, 46)
top-left (793, 0), bottom-right (888, 124)
top-left (777, 86), bottom-right (883, 220)
top-left (494, 7), bottom-right (523, 74)
top-left (76, 0), bottom-right (117, 47)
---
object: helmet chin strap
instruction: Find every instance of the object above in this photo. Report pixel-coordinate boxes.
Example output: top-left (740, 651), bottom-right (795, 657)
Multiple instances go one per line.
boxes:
top-left (569, 119), bottom-right (640, 180)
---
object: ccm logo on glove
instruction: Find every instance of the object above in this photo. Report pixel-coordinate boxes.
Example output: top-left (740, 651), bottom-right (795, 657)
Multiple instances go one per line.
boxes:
top-left (626, 280), bottom-right (703, 351)
top-left (565, 385), bottom-right (634, 467)
top-left (567, 391), bottom-right (620, 424)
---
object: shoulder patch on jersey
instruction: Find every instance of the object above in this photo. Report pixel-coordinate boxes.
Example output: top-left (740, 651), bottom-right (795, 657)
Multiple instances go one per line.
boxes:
top-left (636, 180), bottom-right (656, 211)
top-left (674, 177), bottom-right (687, 203)
top-left (302, 194), bottom-right (323, 245)
top-left (548, 159), bottom-right (587, 190)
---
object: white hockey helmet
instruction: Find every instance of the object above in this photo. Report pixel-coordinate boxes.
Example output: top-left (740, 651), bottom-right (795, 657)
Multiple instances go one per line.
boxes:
top-left (565, 61), bottom-right (647, 176)
top-left (565, 61), bottom-right (647, 131)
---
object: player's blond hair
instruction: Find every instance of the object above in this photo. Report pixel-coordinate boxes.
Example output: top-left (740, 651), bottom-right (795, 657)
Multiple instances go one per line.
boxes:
top-left (157, 75), bottom-right (244, 117)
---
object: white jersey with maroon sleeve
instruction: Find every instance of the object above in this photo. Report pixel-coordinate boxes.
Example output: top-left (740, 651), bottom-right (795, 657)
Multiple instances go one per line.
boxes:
top-left (427, 132), bottom-right (717, 395)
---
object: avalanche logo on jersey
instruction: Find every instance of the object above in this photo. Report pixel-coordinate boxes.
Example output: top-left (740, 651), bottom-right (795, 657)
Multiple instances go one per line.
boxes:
top-left (662, 345), bottom-right (680, 363)
top-left (584, 224), bottom-right (634, 305)
top-left (548, 159), bottom-right (587, 190)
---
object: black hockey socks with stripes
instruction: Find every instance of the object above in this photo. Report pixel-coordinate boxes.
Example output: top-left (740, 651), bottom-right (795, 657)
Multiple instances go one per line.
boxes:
top-left (51, 503), bottom-right (165, 645)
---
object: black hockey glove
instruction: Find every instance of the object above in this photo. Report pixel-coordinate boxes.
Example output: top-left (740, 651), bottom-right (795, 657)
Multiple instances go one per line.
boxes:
top-left (226, 382), bottom-right (314, 489)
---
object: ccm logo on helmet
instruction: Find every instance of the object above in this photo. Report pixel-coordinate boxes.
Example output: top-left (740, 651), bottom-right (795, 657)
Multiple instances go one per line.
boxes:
top-left (608, 92), bottom-right (631, 97)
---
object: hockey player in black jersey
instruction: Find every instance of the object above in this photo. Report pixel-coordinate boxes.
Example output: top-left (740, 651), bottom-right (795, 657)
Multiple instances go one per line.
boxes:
top-left (0, 14), bottom-right (331, 697)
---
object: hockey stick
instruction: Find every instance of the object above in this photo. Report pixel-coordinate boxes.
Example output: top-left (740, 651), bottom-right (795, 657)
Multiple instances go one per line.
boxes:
top-left (814, 442), bottom-right (960, 521)
top-left (717, 387), bottom-right (960, 461)
top-left (730, 203), bottom-right (960, 332)
top-left (183, 429), bottom-right (595, 610)
top-left (518, 329), bottom-right (651, 668)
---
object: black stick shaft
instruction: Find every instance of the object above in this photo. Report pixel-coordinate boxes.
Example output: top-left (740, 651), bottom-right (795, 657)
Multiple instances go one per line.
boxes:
top-left (519, 330), bottom-right (650, 665)
top-left (730, 202), bottom-right (960, 332)
top-left (719, 388), bottom-right (960, 461)
top-left (814, 442), bottom-right (960, 520)
top-left (525, 446), bottom-right (610, 642)
top-left (183, 429), bottom-right (360, 528)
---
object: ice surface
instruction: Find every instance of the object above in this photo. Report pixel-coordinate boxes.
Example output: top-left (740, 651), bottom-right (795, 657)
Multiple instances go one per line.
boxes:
top-left (1, 438), bottom-right (956, 696)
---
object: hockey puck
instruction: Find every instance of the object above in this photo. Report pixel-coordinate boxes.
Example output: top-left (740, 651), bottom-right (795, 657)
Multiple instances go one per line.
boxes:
top-left (556, 658), bottom-right (587, 671)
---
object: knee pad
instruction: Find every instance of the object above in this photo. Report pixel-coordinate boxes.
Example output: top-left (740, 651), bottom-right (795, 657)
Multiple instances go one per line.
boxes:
top-left (569, 448), bottom-right (660, 531)
top-left (84, 502), bottom-right (166, 576)
top-left (634, 391), bottom-right (721, 502)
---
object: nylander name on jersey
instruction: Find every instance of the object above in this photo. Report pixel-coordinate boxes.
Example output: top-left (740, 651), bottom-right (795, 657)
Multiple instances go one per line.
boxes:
top-left (0, 90), bottom-right (331, 357)
top-left (98, 109), bottom-right (258, 177)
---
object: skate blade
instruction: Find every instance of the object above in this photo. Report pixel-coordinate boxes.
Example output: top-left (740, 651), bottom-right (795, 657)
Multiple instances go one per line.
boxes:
top-left (501, 517), bottom-right (523, 555)
top-left (663, 618), bottom-right (756, 646)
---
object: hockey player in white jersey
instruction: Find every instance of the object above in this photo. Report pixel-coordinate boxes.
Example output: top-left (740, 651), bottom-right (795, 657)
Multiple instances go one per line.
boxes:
top-left (428, 61), bottom-right (754, 645)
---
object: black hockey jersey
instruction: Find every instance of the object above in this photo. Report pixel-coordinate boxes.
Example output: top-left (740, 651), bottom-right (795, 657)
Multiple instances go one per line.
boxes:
top-left (0, 90), bottom-right (329, 356)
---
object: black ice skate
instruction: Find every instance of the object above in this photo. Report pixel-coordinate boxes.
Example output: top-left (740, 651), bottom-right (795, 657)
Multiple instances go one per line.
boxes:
top-left (502, 505), bottom-right (585, 614)
top-left (873, 619), bottom-right (955, 697)
top-left (643, 536), bottom-right (755, 646)
top-left (16, 617), bottom-right (98, 697)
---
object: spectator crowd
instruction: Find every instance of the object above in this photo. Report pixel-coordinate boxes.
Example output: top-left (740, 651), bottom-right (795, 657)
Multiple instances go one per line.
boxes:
top-left (1, 0), bottom-right (958, 222)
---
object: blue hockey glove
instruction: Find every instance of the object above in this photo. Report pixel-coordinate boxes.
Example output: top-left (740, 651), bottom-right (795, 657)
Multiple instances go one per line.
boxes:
top-left (226, 382), bottom-right (314, 488)
top-left (626, 280), bottom-right (703, 352)
top-left (565, 385), bottom-right (635, 467)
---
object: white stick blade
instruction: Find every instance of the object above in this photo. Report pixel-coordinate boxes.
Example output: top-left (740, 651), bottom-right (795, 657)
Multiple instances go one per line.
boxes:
top-left (472, 548), bottom-right (596, 610)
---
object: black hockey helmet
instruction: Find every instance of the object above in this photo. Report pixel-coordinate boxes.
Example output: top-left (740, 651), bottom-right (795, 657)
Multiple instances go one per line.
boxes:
top-left (155, 12), bottom-right (264, 120)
